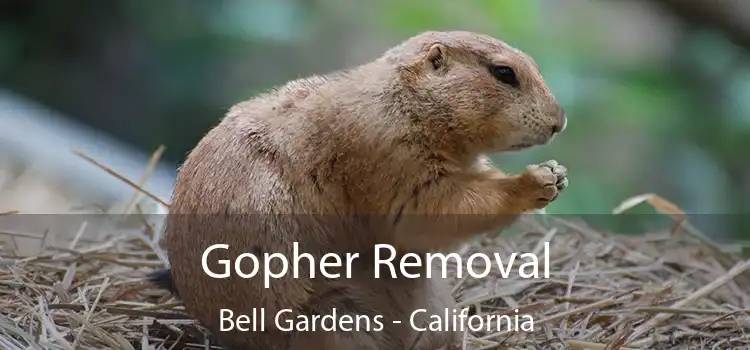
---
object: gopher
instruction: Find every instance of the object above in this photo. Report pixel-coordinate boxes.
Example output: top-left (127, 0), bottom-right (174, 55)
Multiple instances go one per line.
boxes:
top-left (149, 30), bottom-right (568, 350)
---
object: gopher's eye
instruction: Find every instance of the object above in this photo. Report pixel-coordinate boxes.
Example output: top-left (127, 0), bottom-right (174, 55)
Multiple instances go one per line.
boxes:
top-left (489, 65), bottom-right (519, 87)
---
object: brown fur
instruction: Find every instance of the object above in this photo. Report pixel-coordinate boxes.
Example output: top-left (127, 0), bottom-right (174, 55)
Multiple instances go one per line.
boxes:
top-left (156, 30), bottom-right (568, 350)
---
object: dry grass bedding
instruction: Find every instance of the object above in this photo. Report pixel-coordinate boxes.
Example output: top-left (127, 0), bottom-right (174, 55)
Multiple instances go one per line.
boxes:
top-left (1, 153), bottom-right (749, 350)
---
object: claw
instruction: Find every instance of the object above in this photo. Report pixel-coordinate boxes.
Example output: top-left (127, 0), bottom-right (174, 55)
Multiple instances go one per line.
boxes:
top-left (552, 166), bottom-right (566, 177)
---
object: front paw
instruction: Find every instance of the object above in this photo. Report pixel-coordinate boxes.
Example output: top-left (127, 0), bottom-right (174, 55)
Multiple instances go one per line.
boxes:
top-left (519, 160), bottom-right (568, 209)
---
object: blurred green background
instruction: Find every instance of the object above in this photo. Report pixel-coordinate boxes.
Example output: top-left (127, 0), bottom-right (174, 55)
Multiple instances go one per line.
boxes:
top-left (1, 0), bottom-right (748, 240)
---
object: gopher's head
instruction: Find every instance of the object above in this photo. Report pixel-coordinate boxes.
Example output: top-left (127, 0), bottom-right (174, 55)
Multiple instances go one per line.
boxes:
top-left (383, 31), bottom-right (566, 154)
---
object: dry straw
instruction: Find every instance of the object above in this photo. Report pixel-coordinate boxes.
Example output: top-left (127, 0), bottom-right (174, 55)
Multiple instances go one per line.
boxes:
top-left (1, 148), bottom-right (749, 349)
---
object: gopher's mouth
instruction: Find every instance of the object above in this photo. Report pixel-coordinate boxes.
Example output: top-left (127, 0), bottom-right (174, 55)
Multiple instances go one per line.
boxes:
top-left (509, 134), bottom-right (556, 150)
top-left (509, 143), bottom-right (534, 150)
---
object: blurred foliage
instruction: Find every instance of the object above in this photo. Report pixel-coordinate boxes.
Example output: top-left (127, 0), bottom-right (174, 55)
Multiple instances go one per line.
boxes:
top-left (0, 0), bottom-right (748, 239)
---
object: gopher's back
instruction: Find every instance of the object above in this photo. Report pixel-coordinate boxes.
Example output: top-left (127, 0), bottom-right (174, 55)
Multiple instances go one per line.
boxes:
top-left (161, 74), bottom-right (409, 349)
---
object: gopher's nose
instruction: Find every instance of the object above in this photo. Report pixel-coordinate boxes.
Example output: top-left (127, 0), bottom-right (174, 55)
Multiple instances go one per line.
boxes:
top-left (552, 109), bottom-right (567, 134)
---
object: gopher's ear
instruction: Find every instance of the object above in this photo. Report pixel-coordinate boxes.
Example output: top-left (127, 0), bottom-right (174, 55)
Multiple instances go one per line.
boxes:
top-left (424, 43), bottom-right (447, 71)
